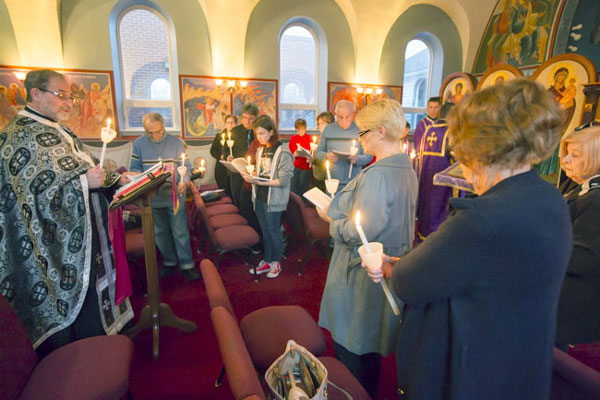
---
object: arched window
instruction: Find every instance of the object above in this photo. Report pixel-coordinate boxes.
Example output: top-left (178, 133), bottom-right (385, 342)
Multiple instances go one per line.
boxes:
top-left (113, 4), bottom-right (179, 131)
top-left (402, 39), bottom-right (433, 130)
top-left (279, 24), bottom-right (318, 130)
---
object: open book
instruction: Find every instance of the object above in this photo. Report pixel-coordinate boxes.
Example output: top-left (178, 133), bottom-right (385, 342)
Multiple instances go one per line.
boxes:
top-left (295, 146), bottom-right (314, 163)
top-left (303, 187), bottom-right (332, 210)
top-left (114, 161), bottom-right (164, 198)
top-left (433, 163), bottom-right (474, 192)
top-left (332, 150), bottom-right (351, 159)
top-left (219, 158), bottom-right (249, 174)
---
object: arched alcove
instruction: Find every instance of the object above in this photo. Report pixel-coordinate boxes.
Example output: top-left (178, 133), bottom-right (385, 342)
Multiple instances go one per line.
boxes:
top-left (379, 4), bottom-right (462, 94)
top-left (244, 0), bottom-right (354, 83)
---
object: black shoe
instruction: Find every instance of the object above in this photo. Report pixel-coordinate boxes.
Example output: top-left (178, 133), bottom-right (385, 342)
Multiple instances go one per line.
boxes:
top-left (250, 244), bottom-right (262, 255)
top-left (181, 268), bottom-right (202, 280)
top-left (158, 265), bottom-right (177, 278)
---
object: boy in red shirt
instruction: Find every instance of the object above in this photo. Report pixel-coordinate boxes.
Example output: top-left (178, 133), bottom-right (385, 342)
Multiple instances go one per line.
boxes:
top-left (289, 119), bottom-right (313, 195)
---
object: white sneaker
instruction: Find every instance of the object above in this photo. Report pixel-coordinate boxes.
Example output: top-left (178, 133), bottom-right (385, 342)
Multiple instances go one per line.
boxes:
top-left (266, 261), bottom-right (282, 278)
top-left (248, 260), bottom-right (270, 275)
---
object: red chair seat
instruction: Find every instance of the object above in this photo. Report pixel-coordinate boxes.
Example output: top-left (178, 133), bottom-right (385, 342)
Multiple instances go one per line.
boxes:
top-left (206, 204), bottom-right (240, 217)
top-left (306, 216), bottom-right (330, 239)
top-left (205, 196), bottom-right (232, 206)
top-left (21, 335), bottom-right (133, 400)
top-left (240, 305), bottom-right (327, 370)
top-left (210, 213), bottom-right (248, 230)
top-left (213, 225), bottom-right (259, 250)
top-left (125, 231), bottom-right (145, 258)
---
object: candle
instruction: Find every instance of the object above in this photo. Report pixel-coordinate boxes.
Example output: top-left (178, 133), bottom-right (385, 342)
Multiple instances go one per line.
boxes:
top-left (228, 131), bottom-right (231, 141)
top-left (410, 149), bottom-right (416, 160)
top-left (355, 210), bottom-right (401, 315)
top-left (199, 159), bottom-right (206, 173)
top-left (348, 140), bottom-right (358, 178)
top-left (354, 211), bottom-right (371, 252)
top-left (312, 135), bottom-right (317, 143)
top-left (402, 142), bottom-right (408, 153)
top-left (180, 153), bottom-right (185, 167)
top-left (247, 156), bottom-right (251, 165)
top-left (99, 118), bottom-right (113, 168)
top-left (326, 160), bottom-right (331, 181)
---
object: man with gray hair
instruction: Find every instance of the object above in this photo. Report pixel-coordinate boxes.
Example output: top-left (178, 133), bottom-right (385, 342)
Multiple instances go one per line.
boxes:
top-left (130, 112), bottom-right (200, 280)
top-left (0, 69), bottom-right (134, 357)
top-left (315, 100), bottom-right (373, 190)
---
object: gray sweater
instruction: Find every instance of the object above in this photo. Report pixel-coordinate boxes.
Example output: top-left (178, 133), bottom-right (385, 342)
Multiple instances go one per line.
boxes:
top-left (252, 143), bottom-right (294, 212)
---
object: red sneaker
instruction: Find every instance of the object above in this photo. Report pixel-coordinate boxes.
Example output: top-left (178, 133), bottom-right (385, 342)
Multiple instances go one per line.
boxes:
top-left (248, 260), bottom-right (270, 275)
top-left (266, 261), bottom-right (282, 278)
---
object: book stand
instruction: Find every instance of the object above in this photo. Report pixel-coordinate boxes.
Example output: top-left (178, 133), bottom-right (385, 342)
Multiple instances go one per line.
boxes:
top-left (112, 172), bottom-right (197, 361)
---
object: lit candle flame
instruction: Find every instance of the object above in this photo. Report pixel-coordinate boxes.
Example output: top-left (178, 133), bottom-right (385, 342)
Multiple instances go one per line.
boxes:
top-left (352, 139), bottom-right (356, 147)
top-left (410, 150), bottom-right (416, 160)
top-left (221, 133), bottom-right (225, 140)
top-left (201, 159), bottom-right (205, 167)
top-left (312, 135), bottom-right (317, 143)
top-left (105, 118), bottom-right (111, 130)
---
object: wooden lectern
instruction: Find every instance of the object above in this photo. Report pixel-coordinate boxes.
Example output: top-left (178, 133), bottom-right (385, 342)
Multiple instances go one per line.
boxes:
top-left (111, 170), bottom-right (197, 361)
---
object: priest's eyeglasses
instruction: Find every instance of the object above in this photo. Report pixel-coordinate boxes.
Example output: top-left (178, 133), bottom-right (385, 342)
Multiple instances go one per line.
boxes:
top-left (574, 120), bottom-right (600, 131)
top-left (37, 87), bottom-right (74, 101)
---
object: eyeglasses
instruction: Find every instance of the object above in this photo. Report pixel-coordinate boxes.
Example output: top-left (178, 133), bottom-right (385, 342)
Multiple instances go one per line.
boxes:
top-left (574, 120), bottom-right (600, 131)
top-left (358, 129), bottom-right (371, 137)
top-left (37, 87), bottom-right (74, 101)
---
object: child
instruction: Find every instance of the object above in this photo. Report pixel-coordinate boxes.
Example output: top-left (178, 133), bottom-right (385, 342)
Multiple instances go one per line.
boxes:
top-left (289, 118), bottom-right (313, 195)
top-left (242, 115), bottom-right (294, 278)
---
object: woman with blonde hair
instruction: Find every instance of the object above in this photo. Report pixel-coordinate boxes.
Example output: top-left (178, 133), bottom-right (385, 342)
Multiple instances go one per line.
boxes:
top-left (318, 98), bottom-right (417, 397)
top-left (556, 120), bottom-right (600, 349)
top-left (366, 79), bottom-right (572, 399)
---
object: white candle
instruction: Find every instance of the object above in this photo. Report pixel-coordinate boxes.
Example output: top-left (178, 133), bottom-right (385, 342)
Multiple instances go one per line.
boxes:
top-left (312, 135), bottom-right (317, 144)
top-left (354, 211), bottom-right (371, 253)
top-left (199, 159), bottom-right (206, 173)
top-left (247, 156), bottom-right (251, 165)
top-left (410, 149), bottom-right (416, 160)
top-left (99, 118), bottom-right (112, 168)
top-left (356, 210), bottom-right (400, 315)
top-left (348, 140), bottom-right (358, 178)
top-left (180, 153), bottom-right (185, 167)
top-left (326, 160), bottom-right (331, 181)
top-left (228, 131), bottom-right (231, 141)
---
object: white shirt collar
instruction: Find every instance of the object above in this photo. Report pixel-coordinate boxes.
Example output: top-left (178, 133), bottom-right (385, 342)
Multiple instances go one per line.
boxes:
top-left (580, 174), bottom-right (600, 196)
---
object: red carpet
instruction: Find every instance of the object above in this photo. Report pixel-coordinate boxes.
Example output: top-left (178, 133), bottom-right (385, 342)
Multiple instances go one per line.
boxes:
top-left (128, 234), bottom-right (399, 399)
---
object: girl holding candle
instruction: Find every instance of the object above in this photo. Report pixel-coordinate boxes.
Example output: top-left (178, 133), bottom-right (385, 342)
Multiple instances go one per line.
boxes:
top-left (242, 115), bottom-right (294, 278)
top-left (317, 99), bottom-right (417, 398)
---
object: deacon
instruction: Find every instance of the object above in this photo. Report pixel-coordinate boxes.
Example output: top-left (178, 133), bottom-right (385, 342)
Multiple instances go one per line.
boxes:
top-left (412, 96), bottom-right (441, 175)
top-left (415, 102), bottom-right (459, 241)
top-left (0, 69), bottom-right (134, 357)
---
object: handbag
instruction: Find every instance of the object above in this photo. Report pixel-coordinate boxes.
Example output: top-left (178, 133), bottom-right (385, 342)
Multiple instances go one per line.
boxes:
top-left (265, 340), bottom-right (328, 400)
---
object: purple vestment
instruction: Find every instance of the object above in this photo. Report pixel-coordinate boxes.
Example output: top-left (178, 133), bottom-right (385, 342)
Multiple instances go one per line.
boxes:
top-left (416, 121), bottom-right (453, 240)
top-left (413, 115), bottom-right (437, 177)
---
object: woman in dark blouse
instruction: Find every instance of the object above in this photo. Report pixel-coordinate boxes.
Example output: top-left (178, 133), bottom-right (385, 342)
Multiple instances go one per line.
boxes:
top-left (556, 121), bottom-right (600, 350)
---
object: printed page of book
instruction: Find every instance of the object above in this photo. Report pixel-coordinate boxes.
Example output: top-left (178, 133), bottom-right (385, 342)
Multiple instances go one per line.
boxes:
top-left (303, 187), bottom-right (332, 210)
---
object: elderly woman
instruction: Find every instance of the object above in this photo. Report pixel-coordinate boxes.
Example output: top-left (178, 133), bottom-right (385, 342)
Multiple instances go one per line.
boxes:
top-left (555, 121), bottom-right (600, 350)
top-left (318, 99), bottom-right (417, 397)
top-left (367, 79), bottom-right (572, 399)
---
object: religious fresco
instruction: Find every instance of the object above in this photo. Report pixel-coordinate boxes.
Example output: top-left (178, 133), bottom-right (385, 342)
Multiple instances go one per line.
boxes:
top-left (476, 63), bottom-right (524, 89)
top-left (552, 0), bottom-right (600, 78)
top-left (0, 67), bottom-right (117, 140)
top-left (472, 0), bottom-right (561, 75)
top-left (531, 53), bottom-right (597, 179)
top-left (439, 72), bottom-right (477, 105)
top-left (180, 76), bottom-right (277, 138)
top-left (327, 82), bottom-right (402, 114)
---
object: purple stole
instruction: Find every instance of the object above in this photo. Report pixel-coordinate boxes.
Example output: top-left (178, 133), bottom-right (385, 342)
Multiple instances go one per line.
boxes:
top-left (413, 116), bottom-right (437, 177)
top-left (416, 121), bottom-right (452, 240)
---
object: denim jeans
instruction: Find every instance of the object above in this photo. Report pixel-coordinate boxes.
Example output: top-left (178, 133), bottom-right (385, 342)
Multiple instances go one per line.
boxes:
top-left (254, 199), bottom-right (282, 263)
top-left (290, 167), bottom-right (312, 196)
top-left (152, 204), bottom-right (194, 270)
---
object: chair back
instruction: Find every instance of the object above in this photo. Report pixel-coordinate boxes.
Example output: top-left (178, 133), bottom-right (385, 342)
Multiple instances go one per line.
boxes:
top-left (0, 294), bottom-right (39, 399)
top-left (286, 192), bottom-right (306, 238)
top-left (200, 259), bottom-right (235, 317)
top-left (211, 306), bottom-right (266, 400)
top-left (551, 347), bottom-right (600, 399)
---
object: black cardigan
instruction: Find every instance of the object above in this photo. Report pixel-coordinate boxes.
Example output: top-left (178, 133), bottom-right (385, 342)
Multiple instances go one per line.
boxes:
top-left (556, 176), bottom-right (600, 349)
top-left (392, 170), bottom-right (572, 400)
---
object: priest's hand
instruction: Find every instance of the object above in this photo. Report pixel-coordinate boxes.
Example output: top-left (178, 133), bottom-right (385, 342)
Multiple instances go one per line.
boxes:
top-left (87, 165), bottom-right (106, 189)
